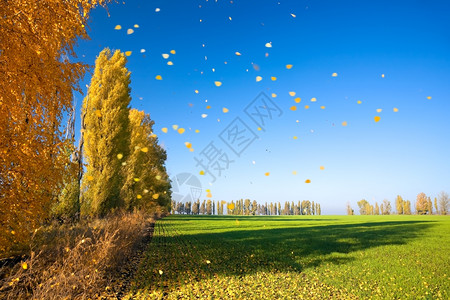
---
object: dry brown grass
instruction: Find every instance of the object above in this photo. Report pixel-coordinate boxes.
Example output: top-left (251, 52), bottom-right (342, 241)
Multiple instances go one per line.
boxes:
top-left (0, 210), bottom-right (155, 299)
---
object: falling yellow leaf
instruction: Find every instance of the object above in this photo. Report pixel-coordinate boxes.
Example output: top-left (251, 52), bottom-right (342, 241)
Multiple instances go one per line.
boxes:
top-left (256, 76), bottom-right (263, 82)
top-left (235, 51), bottom-right (242, 56)
top-left (114, 25), bottom-right (122, 30)
top-left (117, 153), bottom-right (123, 160)
top-left (177, 128), bottom-right (185, 134)
top-left (134, 24), bottom-right (139, 28)
top-left (223, 107), bottom-right (229, 113)
top-left (265, 172), bottom-right (270, 176)
top-left (170, 50), bottom-right (176, 54)
top-left (311, 97), bottom-right (317, 102)
top-left (286, 64), bottom-right (293, 69)
top-left (376, 108), bottom-right (382, 113)
top-left (87, 175), bottom-right (94, 181)
top-left (427, 96), bottom-right (432, 100)
top-left (292, 171), bottom-right (297, 175)
top-left (304, 105), bottom-right (310, 109)
top-left (294, 97), bottom-right (301, 103)
top-left (206, 260), bottom-right (211, 264)
top-left (153, 194), bottom-right (160, 199)
top-left (290, 106), bottom-right (297, 111)
top-left (289, 91), bottom-right (296, 96)
top-left (305, 179), bottom-right (311, 183)
top-left (393, 107), bottom-right (399, 112)
top-left (167, 61), bottom-right (173, 66)
top-left (155, 75), bottom-right (162, 80)
top-left (206, 192), bottom-right (212, 198)
top-left (199, 170), bottom-right (205, 175)
top-left (381, 74), bottom-right (385, 78)
top-left (293, 136), bottom-right (298, 139)
top-left (374, 116), bottom-right (381, 122)
top-left (161, 127), bottom-right (168, 133)
top-left (141, 147), bottom-right (148, 153)
top-left (195, 129), bottom-right (200, 133)
top-left (271, 93), bottom-right (277, 98)
top-left (320, 166), bottom-right (325, 170)
top-left (162, 53), bottom-right (169, 59)
top-left (332, 72), bottom-right (338, 77)
top-left (257, 127), bottom-right (262, 131)
top-left (342, 121), bottom-right (347, 126)
top-left (195, 89), bottom-right (199, 94)
top-left (185, 142), bottom-right (192, 149)
top-left (137, 194), bottom-right (142, 199)
top-left (201, 114), bottom-right (208, 118)
top-left (271, 76), bottom-right (277, 81)
top-left (357, 100), bottom-right (362, 104)
top-left (320, 106), bottom-right (325, 109)
top-left (214, 81), bottom-right (222, 87)
top-left (206, 105), bottom-right (211, 109)
top-left (127, 28), bottom-right (134, 35)
top-left (125, 51), bottom-right (132, 56)
top-left (265, 42), bottom-right (272, 48)
top-left (291, 13), bottom-right (296, 18)
top-left (22, 262), bottom-right (28, 270)
top-left (172, 125), bottom-right (178, 130)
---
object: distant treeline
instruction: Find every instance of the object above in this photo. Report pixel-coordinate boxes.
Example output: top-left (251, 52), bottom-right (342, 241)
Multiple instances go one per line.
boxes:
top-left (347, 192), bottom-right (449, 215)
top-left (171, 199), bottom-right (321, 216)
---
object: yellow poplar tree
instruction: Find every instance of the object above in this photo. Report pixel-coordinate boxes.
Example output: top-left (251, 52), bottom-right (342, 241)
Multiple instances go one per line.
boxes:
top-left (0, 0), bottom-right (108, 256)
top-left (395, 195), bottom-right (404, 215)
top-left (81, 48), bottom-right (131, 217)
top-left (121, 109), bottom-right (171, 213)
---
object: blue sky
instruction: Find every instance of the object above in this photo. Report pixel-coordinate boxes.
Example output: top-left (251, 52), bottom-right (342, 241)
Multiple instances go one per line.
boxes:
top-left (74, 0), bottom-right (450, 214)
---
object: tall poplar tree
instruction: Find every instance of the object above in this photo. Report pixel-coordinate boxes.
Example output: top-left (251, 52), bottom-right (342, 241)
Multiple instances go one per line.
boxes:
top-left (81, 49), bottom-right (131, 217)
top-left (121, 109), bottom-right (171, 213)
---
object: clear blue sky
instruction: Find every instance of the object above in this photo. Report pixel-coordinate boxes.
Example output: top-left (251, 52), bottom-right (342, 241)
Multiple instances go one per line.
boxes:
top-left (74, 0), bottom-right (450, 214)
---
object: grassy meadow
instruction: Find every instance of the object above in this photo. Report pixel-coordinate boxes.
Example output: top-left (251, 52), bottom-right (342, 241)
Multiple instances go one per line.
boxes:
top-left (126, 215), bottom-right (449, 299)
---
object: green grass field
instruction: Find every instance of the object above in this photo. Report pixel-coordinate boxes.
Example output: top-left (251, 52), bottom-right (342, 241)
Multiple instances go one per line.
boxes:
top-left (125, 215), bottom-right (450, 299)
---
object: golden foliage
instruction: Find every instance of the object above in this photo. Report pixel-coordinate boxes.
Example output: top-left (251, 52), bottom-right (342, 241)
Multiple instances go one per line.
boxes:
top-left (0, 0), bottom-right (109, 257)
top-left (121, 109), bottom-right (172, 213)
top-left (81, 48), bottom-right (131, 217)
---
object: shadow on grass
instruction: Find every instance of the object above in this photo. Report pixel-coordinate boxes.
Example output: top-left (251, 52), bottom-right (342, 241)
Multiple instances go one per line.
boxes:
top-left (132, 218), bottom-right (436, 292)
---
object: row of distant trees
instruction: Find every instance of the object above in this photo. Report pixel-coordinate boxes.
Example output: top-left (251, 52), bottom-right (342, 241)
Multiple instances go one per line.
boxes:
top-left (347, 192), bottom-right (449, 215)
top-left (172, 199), bottom-right (322, 216)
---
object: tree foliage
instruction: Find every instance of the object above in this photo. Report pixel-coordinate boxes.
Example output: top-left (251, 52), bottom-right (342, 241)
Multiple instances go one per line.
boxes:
top-left (381, 199), bottom-right (391, 215)
top-left (438, 191), bottom-right (449, 215)
top-left (81, 48), bottom-right (131, 217)
top-left (415, 193), bottom-right (429, 215)
top-left (357, 199), bottom-right (370, 215)
top-left (121, 109), bottom-right (171, 213)
top-left (0, 0), bottom-right (108, 255)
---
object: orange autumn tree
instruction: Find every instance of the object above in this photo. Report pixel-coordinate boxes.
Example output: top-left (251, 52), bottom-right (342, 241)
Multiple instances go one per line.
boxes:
top-left (0, 0), bottom-right (109, 256)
